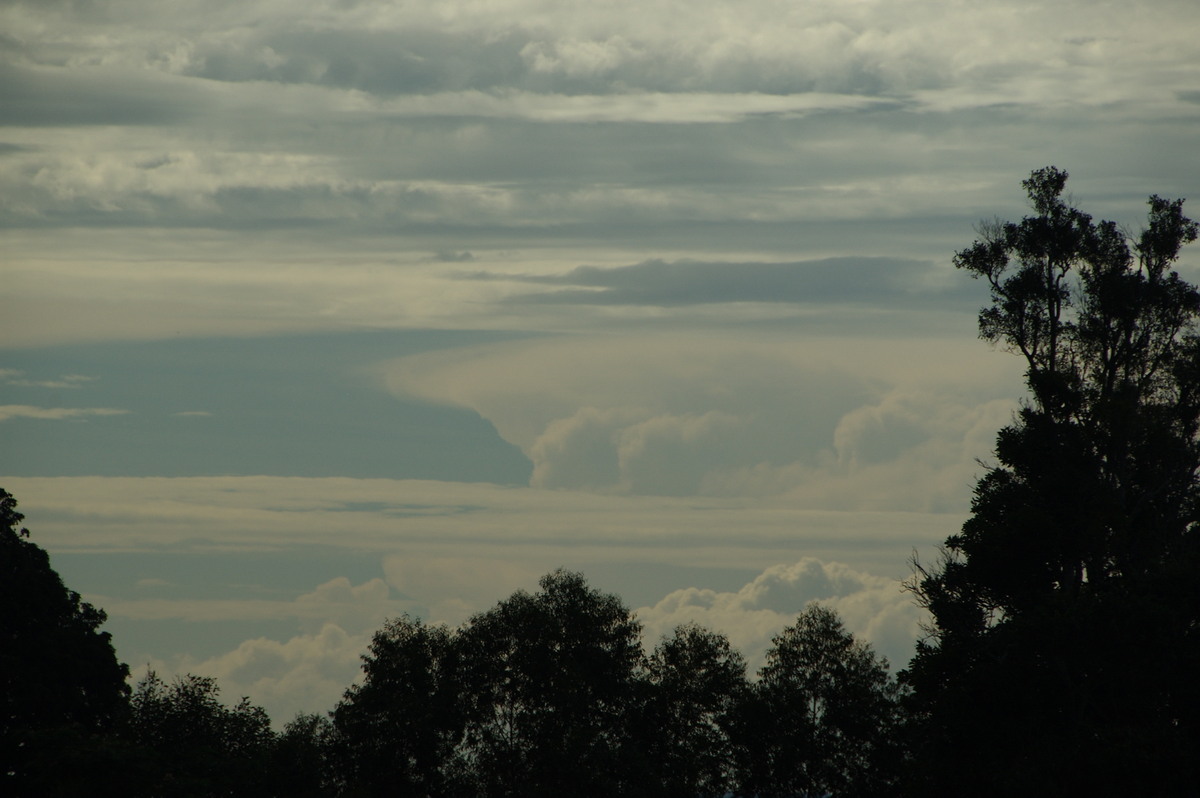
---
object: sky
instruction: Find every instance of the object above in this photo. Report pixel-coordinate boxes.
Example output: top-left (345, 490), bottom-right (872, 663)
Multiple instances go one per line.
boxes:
top-left (2, 0), bottom-right (1199, 724)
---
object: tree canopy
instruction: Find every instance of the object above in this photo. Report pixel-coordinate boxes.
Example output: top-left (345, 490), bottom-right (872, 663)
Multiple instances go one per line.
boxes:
top-left (332, 574), bottom-right (899, 798)
top-left (737, 604), bottom-right (901, 798)
top-left (125, 671), bottom-right (275, 797)
top-left (643, 623), bottom-right (746, 797)
top-left (1, 487), bottom-right (131, 794)
top-left (905, 168), bottom-right (1200, 795)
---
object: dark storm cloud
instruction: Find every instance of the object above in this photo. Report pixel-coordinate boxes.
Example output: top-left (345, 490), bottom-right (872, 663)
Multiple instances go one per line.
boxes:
top-left (472, 257), bottom-right (971, 307)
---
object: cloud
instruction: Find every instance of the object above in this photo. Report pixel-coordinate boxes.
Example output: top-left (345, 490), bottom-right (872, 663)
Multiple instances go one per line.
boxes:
top-left (133, 554), bottom-right (925, 725)
top-left (7, 0), bottom-right (1195, 106)
top-left (156, 623), bottom-right (370, 726)
top-left (150, 555), bottom-right (927, 725)
top-left (382, 333), bottom-right (1022, 504)
top-left (382, 556), bottom-right (542, 627)
top-left (637, 557), bottom-right (925, 673)
top-left (530, 408), bottom-right (750, 496)
top-left (0, 62), bottom-right (202, 128)
top-left (1, 372), bottom-right (97, 389)
top-left (104, 572), bottom-right (413, 725)
top-left (528, 407), bottom-right (642, 490)
top-left (4, 475), bottom-right (959, 579)
top-left (466, 257), bottom-right (969, 307)
top-left (0, 405), bottom-right (128, 422)
top-left (434, 250), bottom-right (475, 262)
top-left (96, 577), bottom-right (403, 629)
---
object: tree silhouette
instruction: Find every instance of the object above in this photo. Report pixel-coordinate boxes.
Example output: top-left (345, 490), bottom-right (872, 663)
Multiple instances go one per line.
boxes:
top-left (126, 670), bottom-right (274, 797)
top-left (643, 623), bottom-right (747, 797)
top-left (905, 168), bottom-right (1200, 795)
top-left (454, 570), bottom-right (643, 797)
top-left (735, 604), bottom-right (900, 798)
top-left (332, 615), bottom-right (462, 796)
top-left (267, 712), bottom-right (339, 798)
top-left (0, 487), bottom-right (131, 794)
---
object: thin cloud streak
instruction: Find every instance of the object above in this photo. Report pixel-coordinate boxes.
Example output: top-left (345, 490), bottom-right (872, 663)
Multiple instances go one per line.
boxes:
top-left (0, 405), bottom-right (128, 422)
top-left (462, 257), bottom-right (970, 307)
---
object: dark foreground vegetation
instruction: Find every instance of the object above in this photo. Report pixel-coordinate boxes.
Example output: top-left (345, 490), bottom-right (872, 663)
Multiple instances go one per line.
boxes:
top-left (4, 169), bottom-right (1200, 796)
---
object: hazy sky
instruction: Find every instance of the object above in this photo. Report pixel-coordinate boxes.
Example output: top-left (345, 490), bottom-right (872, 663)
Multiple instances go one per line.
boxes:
top-left (3, 0), bottom-right (1198, 723)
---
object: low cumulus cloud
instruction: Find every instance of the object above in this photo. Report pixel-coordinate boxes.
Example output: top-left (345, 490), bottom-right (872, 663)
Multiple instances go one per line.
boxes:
top-left (155, 623), bottom-right (369, 727)
top-left (148, 556), bottom-right (926, 723)
top-left (123, 575), bottom-right (406, 724)
top-left (637, 557), bottom-right (924, 673)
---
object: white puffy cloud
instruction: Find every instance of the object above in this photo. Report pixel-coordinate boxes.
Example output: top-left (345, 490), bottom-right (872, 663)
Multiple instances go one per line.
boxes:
top-left (529, 407), bottom-right (641, 490)
top-left (132, 556), bottom-right (925, 725)
top-left (125, 576), bottom-right (405, 725)
top-left (528, 407), bottom-right (749, 495)
top-left (384, 333), bottom-right (1022, 506)
top-left (615, 411), bottom-right (748, 496)
top-left (637, 557), bottom-right (924, 673)
top-left (156, 623), bottom-right (370, 726)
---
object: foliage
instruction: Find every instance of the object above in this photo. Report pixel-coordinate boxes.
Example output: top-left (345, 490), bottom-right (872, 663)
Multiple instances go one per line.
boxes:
top-left (266, 713), bottom-right (340, 798)
top-left (332, 615), bottom-right (462, 796)
top-left (905, 168), bottom-right (1200, 795)
top-left (735, 604), bottom-right (901, 798)
top-left (0, 486), bottom-right (131, 795)
top-left (643, 623), bottom-right (748, 797)
top-left (126, 670), bottom-right (275, 796)
top-left (454, 569), bottom-right (645, 798)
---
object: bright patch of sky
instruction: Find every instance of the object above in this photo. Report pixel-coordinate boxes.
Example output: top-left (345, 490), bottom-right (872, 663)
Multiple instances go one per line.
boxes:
top-left (2, 0), bottom-right (1198, 724)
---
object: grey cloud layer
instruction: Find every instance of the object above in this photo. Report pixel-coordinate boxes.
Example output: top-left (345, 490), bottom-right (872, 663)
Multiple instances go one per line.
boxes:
top-left (3, 0), bottom-right (1197, 245)
top-left (472, 257), bottom-right (973, 307)
top-left (6, 0), bottom-right (1195, 99)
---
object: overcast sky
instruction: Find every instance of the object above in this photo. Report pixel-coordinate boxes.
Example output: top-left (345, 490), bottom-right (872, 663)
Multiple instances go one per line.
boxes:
top-left (3, 0), bottom-right (1199, 723)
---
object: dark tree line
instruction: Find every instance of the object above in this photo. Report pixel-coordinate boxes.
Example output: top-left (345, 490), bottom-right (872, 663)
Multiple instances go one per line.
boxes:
top-left (4, 168), bottom-right (1199, 796)
top-left (2, 489), bottom-right (897, 797)
top-left (325, 571), bottom-right (900, 798)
